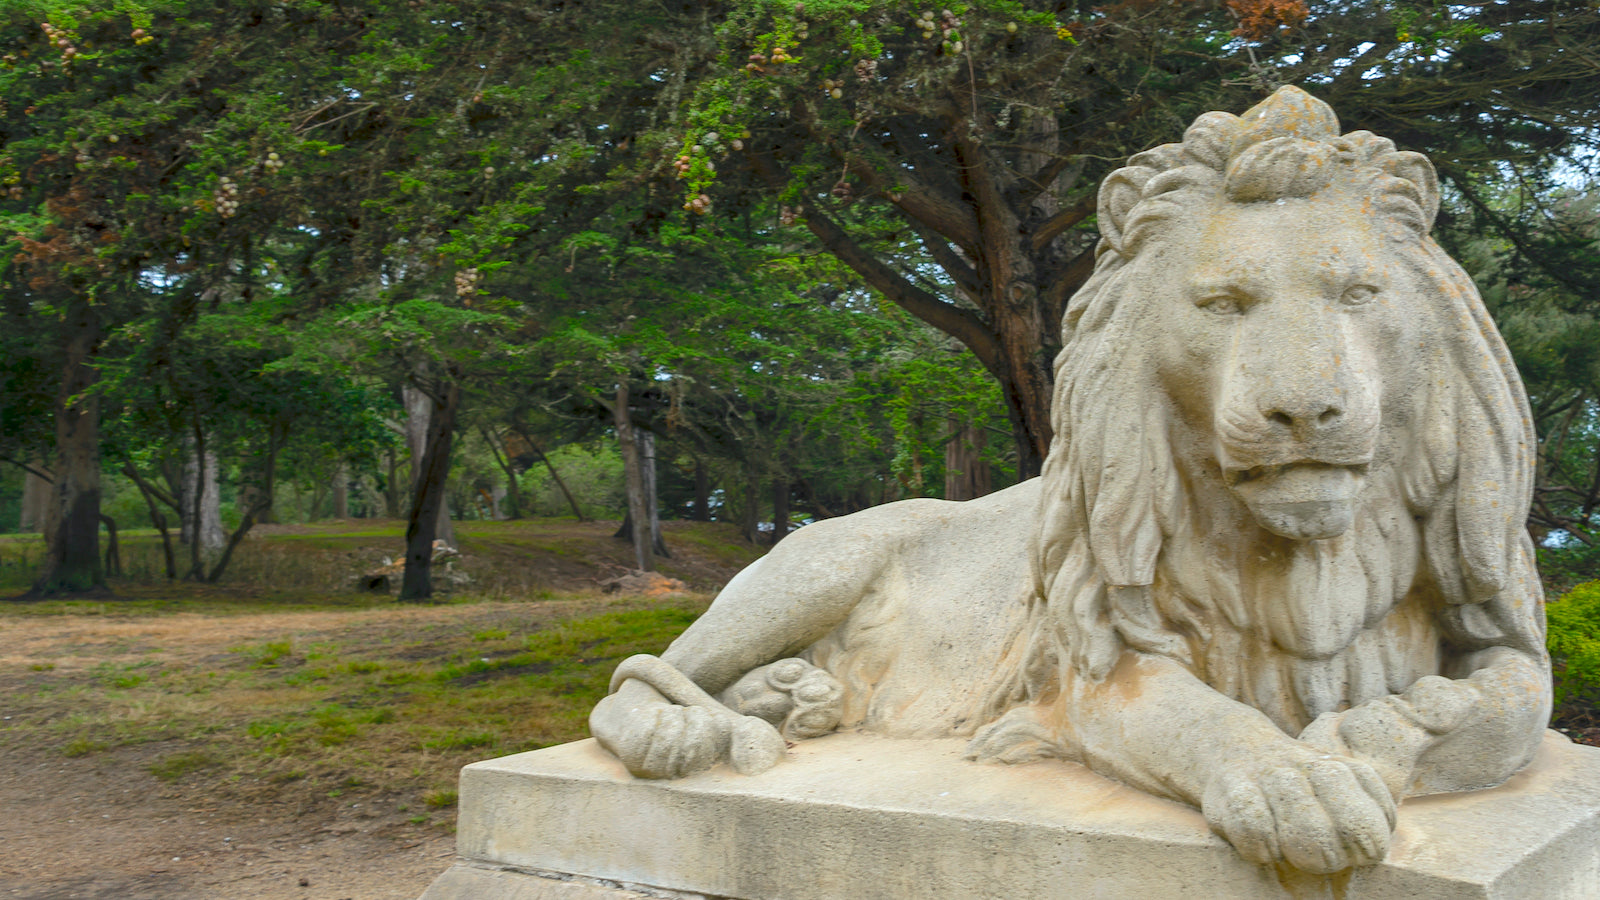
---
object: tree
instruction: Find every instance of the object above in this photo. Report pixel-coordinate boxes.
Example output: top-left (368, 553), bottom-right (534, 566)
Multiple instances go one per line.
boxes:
top-left (1, 0), bottom-right (441, 591)
top-left (1449, 183), bottom-right (1600, 575)
top-left (663, 0), bottom-right (1600, 475)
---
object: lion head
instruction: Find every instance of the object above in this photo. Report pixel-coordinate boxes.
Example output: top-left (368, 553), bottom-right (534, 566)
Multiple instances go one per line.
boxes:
top-left (1003, 87), bottom-right (1537, 733)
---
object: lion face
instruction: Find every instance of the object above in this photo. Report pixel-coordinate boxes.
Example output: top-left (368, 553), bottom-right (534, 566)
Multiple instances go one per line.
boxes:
top-left (1149, 189), bottom-right (1426, 541)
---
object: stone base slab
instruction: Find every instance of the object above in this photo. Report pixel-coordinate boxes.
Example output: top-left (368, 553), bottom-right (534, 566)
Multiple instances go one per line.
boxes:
top-left (422, 730), bottom-right (1600, 900)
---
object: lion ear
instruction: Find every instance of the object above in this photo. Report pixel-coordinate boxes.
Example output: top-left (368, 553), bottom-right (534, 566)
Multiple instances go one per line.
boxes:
top-left (1380, 151), bottom-right (1440, 234)
top-left (1097, 166), bottom-right (1154, 254)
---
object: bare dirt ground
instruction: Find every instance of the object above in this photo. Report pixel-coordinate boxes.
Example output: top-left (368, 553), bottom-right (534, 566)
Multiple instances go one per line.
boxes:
top-left (0, 599), bottom-right (666, 900)
top-left (0, 750), bottom-right (455, 899)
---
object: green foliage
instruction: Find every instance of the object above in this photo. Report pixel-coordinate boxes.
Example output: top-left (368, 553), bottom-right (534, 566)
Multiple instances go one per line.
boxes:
top-left (1548, 581), bottom-right (1600, 716)
top-left (1449, 184), bottom-right (1600, 558)
top-left (520, 443), bottom-right (625, 519)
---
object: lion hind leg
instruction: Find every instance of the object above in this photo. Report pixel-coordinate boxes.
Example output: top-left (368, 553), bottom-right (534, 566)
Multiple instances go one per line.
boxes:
top-left (965, 704), bottom-right (1076, 766)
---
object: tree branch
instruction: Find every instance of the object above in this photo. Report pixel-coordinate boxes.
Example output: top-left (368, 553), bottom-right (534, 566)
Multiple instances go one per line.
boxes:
top-left (802, 205), bottom-right (1002, 376)
top-left (789, 98), bottom-right (984, 255)
top-left (845, 155), bottom-right (984, 254)
top-left (951, 131), bottom-right (1017, 271)
top-left (905, 218), bottom-right (983, 301)
top-left (121, 462), bottom-right (181, 513)
top-left (1031, 194), bottom-right (1098, 253)
top-left (0, 456), bottom-right (53, 483)
top-left (1042, 244), bottom-right (1100, 329)
top-left (746, 147), bottom-right (1002, 374)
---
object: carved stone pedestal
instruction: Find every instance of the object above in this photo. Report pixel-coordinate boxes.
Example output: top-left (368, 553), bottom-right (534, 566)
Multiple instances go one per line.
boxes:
top-left (421, 731), bottom-right (1600, 900)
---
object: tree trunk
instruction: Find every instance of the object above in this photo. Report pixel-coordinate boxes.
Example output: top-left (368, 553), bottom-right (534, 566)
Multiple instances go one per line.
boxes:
top-left (399, 379), bottom-right (460, 601)
top-left (640, 430), bottom-right (668, 558)
top-left (404, 382), bottom-right (454, 547)
top-left (990, 303), bottom-right (1054, 480)
top-left (944, 418), bottom-right (993, 501)
top-left (740, 466), bottom-right (760, 545)
top-left (692, 458), bottom-right (711, 522)
top-left (208, 439), bottom-right (277, 583)
top-left (237, 481), bottom-right (273, 526)
top-left (100, 515), bottom-right (120, 577)
top-left (123, 461), bottom-right (179, 580)
top-left (614, 382), bottom-right (654, 572)
top-left (33, 299), bottom-right (104, 595)
top-left (19, 462), bottom-right (51, 532)
top-left (770, 478), bottom-right (791, 545)
top-left (482, 427), bottom-right (523, 519)
top-left (383, 446), bottom-right (402, 519)
top-left (179, 433), bottom-right (225, 556)
top-left (183, 424), bottom-right (222, 580)
top-left (332, 461), bottom-right (349, 519)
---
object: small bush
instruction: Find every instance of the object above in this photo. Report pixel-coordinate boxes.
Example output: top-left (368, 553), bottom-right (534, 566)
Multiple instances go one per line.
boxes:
top-left (1548, 580), bottom-right (1600, 716)
top-left (423, 788), bottom-right (458, 808)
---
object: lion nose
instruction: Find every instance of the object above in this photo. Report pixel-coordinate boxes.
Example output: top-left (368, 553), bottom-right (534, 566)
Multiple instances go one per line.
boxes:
top-left (1260, 395), bottom-right (1343, 438)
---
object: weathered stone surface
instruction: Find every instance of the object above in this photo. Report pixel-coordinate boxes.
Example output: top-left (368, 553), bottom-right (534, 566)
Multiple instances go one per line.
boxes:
top-left (585, 85), bottom-right (1554, 875)
top-left (424, 731), bottom-right (1600, 900)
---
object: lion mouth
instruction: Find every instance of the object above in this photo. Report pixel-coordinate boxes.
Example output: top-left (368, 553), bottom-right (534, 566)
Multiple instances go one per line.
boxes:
top-left (1223, 461), bottom-right (1369, 489)
top-left (1224, 462), bottom-right (1368, 541)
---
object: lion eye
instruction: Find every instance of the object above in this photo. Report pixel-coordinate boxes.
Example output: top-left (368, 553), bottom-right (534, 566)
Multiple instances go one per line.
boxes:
top-left (1198, 294), bottom-right (1244, 316)
top-left (1340, 284), bottom-right (1379, 307)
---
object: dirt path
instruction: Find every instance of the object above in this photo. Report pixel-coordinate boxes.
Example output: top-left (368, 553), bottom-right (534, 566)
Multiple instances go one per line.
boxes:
top-left (0, 748), bottom-right (455, 899)
top-left (0, 601), bottom-right (643, 900)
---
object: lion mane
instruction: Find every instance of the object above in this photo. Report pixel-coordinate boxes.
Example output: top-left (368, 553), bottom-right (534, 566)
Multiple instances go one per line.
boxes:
top-left (976, 87), bottom-right (1542, 743)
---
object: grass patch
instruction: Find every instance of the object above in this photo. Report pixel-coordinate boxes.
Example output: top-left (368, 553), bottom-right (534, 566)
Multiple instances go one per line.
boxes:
top-left (7, 601), bottom-right (703, 809)
top-left (62, 736), bottom-right (109, 757)
top-left (423, 730), bottom-right (498, 751)
top-left (250, 640), bottom-right (294, 668)
top-left (150, 750), bottom-right (223, 781)
top-left (423, 789), bottom-right (458, 808)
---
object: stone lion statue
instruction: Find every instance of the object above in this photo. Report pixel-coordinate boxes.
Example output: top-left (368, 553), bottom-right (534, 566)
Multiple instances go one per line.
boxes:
top-left (590, 87), bottom-right (1551, 875)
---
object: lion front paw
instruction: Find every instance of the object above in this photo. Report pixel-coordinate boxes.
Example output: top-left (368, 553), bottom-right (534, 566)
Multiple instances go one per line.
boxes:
top-left (590, 693), bottom-right (734, 779)
top-left (718, 658), bottom-right (843, 740)
top-left (1201, 748), bottom-right (1397, 874)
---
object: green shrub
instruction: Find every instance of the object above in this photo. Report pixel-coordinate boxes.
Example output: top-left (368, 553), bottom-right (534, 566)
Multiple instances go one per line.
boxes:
top-left (1547, 580), bottom-right (1600, 716)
